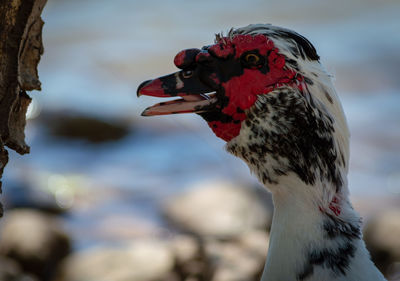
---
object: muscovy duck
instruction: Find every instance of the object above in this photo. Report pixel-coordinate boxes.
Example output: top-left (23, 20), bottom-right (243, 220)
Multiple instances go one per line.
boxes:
top-left (137, 24), bottom-right (386, 281)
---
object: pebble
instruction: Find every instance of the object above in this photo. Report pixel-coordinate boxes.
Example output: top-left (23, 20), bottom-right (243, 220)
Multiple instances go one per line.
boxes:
top-left (0, 209), bottom-right (70, 280)
top-left (56, 239), bottom-right (174, 281)
top-left (364, 208), bottom-right (400, 277)
top-left (163, 181), bottom-right (272, 238)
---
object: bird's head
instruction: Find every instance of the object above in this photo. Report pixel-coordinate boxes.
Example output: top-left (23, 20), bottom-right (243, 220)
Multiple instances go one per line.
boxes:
top-left (138, 24), bottom-right (349, 192)
top-left (137, 24), bottom-right (321, 142)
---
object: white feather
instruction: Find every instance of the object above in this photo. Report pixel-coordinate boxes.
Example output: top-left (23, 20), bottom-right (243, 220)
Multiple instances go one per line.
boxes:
top-left (226, 24), bottom-right (386, 281)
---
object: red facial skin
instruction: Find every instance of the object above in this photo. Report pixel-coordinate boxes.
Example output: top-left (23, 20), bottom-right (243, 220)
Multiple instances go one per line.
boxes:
top-left (174, 48), bottom-right (201, 69)
top-left (198, 34), bottom-right (302, 142)
top-left (174, 50), bottom-right (187, 67)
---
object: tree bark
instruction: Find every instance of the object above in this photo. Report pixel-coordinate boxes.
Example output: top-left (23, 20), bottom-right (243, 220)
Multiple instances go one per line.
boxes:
top-left (0, 0), bottom-right (47, 217)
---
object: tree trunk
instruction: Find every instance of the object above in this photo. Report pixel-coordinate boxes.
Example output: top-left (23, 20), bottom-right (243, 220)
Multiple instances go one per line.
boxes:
top-left (0, 0), bottom-right (47, 217)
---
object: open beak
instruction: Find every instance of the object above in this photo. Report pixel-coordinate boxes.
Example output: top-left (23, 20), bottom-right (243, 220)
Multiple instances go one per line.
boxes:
top-left (137, 71), bottom-right (217, 116)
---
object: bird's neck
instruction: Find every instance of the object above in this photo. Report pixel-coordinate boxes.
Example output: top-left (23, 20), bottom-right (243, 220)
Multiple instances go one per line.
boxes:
top-left (259, 178), bottom-right (386, 281)
top-left (225, 87), bottom-right (386, 280)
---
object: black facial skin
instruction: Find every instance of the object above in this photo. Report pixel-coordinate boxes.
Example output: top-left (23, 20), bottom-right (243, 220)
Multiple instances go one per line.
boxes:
top-left (155, 71), bottom-right (213, 97)
top-left (175, 48), bottom-right (202, 69)
top-left (197, 48), bottom-right (244, 85)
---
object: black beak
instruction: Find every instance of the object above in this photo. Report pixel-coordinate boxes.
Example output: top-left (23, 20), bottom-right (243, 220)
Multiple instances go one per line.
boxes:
top-left (137, 70), bottom-right (216, 116)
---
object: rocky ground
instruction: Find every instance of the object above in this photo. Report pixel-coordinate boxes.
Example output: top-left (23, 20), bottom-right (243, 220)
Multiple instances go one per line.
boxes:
top-left (0, 180), bottom-right (272, 281)
top-left (1, 180), bottom-right (399, 281)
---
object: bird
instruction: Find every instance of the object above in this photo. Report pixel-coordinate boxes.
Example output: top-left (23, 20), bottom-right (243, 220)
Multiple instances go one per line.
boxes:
top-left (137, 24), bottom-right (387, 281)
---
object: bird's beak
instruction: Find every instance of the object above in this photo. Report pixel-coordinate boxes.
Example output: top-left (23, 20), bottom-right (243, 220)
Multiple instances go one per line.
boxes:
top-left (137, 71), bottom-right (217, 116)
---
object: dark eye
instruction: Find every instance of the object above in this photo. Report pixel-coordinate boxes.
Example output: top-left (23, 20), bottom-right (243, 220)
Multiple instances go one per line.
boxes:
top-left (244, 53), bottom-right (260, 64)
top-left (182, 70), bottom-right (193, 78)
top-left (241, 52), bottom-right (264, 68)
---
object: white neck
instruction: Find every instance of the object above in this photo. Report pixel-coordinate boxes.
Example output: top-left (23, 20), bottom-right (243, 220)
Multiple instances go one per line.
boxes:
top-left (224, 80), bottom-right (386, 280)
top-left (260, 177), bottom-right (386, 281)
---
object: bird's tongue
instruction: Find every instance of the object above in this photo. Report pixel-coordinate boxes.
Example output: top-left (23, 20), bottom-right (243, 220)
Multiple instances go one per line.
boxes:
top-left (182, 94), bottom-right (208, 102)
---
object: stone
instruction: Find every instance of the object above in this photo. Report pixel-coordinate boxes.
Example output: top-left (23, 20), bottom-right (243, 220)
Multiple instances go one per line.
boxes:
top-left (56, 239), bottom-right (174, 281)
top-left (0, 209), bottom-right (71, 280)
top-left (204, 230), bottom-right (269, 281)
top-left (0, 256), bottom-right (38, 281)
top-left (171, 235), bottom-right (201, 264)
top-left (386, 262), bottom-right (400, 281)
top-left (364, 208), bottom-right (400, 277)
top-left (163, 181), bottom-right (272, 239)
top-left (170, 234), bottom-right (213, 281)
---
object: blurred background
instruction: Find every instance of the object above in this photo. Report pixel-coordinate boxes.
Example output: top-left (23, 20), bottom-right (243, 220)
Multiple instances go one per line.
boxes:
top-left (0, 0), bottom-right (399, 280)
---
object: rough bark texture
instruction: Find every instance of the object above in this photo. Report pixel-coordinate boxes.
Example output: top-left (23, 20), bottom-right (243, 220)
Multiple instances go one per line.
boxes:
top-left (0, 0), bottom-right (47, 217)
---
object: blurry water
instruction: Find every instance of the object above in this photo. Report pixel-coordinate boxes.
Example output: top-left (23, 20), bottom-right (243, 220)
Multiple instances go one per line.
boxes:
top-left (3, 0), bottom-right (400, 248)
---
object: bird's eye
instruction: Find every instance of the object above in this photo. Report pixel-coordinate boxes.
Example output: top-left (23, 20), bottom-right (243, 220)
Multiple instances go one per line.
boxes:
top-left (244, 53), bottom-right (260, 64)
top-left (182, 70), bottom-right (193, 78)
top-left (241, 52), bottom-right (264, 68)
